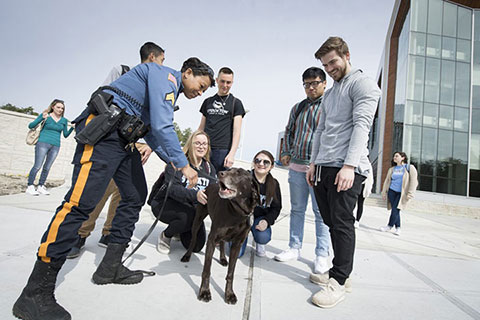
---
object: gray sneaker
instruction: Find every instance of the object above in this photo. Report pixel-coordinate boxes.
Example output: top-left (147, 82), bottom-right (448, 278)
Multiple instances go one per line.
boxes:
top-left (156, 230), bottom-right (171, 254)
top-left (311, 278), bottom-right (346, 308)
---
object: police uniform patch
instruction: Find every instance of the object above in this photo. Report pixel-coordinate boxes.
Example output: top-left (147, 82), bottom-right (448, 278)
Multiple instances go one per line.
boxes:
top-left (168, 73), bottom-right (177, 87)
top-left (165, 92), bottom-right (175, 106)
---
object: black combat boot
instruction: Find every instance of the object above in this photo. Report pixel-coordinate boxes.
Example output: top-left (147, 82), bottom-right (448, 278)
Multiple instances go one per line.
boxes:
top-left (12, 259), bottom-right (71, 320)
top-left (92, 243), bottom-right (143, 285)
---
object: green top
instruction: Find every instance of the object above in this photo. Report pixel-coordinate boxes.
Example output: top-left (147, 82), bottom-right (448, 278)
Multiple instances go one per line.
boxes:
top-left (29, 114), bottom-right (74, 147)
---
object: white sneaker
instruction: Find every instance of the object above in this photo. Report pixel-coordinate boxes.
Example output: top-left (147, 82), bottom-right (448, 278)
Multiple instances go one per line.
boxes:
top-left (379, 225), bottom-right (393, 232)
top-left (25, 185), bottom-right (39, 196)
top-left (255, 244), bottom-right (266, 257)
top-left (393, 227), bottom-right (401, 236)
top-left (156, 230), bottom-right (171, 254)
top-left (36, 185), bottom-right (50, 195)
top-left (311, 278), bottom-right (346, 308)
top-left (314, 255), bottom-right (329, 274)
top-left (354, 221), bottom-right (360, 229)
top-left (310, 273), bottom-right (353, 293)
top-left (274, 248), bottom-right (299, 262)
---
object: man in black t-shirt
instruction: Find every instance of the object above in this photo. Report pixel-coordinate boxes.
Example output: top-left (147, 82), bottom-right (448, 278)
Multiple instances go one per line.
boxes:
top-left (198, 67), bottom-right (246, 172)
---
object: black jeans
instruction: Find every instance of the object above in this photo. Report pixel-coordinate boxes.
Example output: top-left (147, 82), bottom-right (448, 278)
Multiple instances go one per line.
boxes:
top-left (312, 166), bottom-right (365, 285)
top-left (356, 184), bottom-right (366, 221)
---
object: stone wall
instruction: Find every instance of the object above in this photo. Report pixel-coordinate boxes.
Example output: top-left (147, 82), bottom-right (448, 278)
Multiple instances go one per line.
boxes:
top-left (0, 109), bottom-right (77, 182)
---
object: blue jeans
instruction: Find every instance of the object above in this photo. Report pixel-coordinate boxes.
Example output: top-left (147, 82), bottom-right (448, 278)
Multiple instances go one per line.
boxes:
top-left (210, 148), bottom-right (230, 173)
top-left (238, 216), bottom-right (272, 257)
top-left (288, 168), bottom-right (329, 257)
top-left (387, 189), bottom-right (402, 228)
top-left (28, 142), bottom-right (60, 186)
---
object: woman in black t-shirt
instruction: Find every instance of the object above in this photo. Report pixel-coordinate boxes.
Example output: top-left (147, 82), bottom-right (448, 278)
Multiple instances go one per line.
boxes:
top-left (150, 130), bottom-right (216, 254)
top-left (239, 150), bottom-right (282, 257)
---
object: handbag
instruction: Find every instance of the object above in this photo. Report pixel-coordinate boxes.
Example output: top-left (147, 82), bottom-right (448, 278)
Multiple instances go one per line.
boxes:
top-left (26, 118), bottom-right (46, 145)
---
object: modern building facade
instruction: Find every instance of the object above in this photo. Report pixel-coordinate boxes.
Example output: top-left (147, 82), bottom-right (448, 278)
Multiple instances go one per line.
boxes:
top-left (374, 0), bottom-right (480, 199)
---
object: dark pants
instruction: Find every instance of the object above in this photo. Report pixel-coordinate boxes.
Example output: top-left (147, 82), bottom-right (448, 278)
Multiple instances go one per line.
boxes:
top-left (154, 200), bottom-right (206, 253)
top-left (356, 184), bottom-right (365, 221)
top-left (210, 148), bottom-right (229, 173)
top-left (312, 166), bottom-right (365, 285)
top-left (387, 189), bottom-right (402, 228)
top-left (37, 114), bottom-right (147, 263)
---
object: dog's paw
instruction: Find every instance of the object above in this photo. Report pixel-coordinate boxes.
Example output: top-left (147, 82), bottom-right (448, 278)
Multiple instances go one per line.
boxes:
top-left (219, 258), bottom-right (228, 266)
top-left (198, 288), bottom-right (212, 302)
top-left (181, 254), bottom-right (191, 263)
top-left (225, 291), bottom-right (237, 304)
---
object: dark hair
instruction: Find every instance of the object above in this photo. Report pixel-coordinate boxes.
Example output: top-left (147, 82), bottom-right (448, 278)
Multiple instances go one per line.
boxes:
top-left (302, 67), bottom-right (326, 82)
top-left (252, 150), bottom-right (277, 206)
top-left (139, 42), bottom-right (164, 62)
top-left (181, 57), bottom-right (215, 87)
top-left (218, 67), bottom-right (234, 76)
top-left (391, 151), bottom-right (408, 167)
top-left (315, 36), bottom-right (349, 60)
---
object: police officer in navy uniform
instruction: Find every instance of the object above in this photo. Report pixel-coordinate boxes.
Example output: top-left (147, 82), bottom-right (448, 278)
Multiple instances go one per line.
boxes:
top-left (13, 57), bottom-right (215, 320)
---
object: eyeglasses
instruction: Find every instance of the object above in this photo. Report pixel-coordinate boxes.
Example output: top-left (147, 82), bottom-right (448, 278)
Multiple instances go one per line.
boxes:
top-left (303, 81), bottom-right (322, 89)
top-left (193, 141), bottom-right (208, 147)
top-left (254, 158), bottom-right (271, 166)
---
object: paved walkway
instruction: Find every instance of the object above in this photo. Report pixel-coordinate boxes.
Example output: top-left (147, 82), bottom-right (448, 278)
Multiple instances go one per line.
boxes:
top-left (1, 165), bottom-right (480, 320)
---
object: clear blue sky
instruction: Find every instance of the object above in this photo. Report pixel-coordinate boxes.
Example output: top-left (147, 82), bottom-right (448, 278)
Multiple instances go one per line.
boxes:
top-left (0, 0), bottom-right (395, 162)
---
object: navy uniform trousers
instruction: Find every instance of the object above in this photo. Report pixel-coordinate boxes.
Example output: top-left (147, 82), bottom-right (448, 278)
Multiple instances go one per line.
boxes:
top-left (37, 114), bottom-right (147, 263)
top-left (312, 166), bottom-right (365, 285)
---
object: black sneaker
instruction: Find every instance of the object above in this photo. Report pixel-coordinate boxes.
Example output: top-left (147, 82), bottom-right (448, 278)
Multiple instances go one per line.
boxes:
top-left (98, 235), bottom-right (110, 248)
top-left (67, 237), bottom-right (86, 259)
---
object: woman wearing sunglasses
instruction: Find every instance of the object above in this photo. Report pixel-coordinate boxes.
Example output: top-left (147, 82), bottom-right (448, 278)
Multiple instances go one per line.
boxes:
top-left (238, 150), bottom-right (282, 257)
top-left (151, 130), bottom-right (216, 255)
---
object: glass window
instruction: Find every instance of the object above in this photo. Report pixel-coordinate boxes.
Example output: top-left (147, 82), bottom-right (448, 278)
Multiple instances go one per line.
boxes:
top-left (423, 102), bottom-right (438, 127)
top-left (407, 56), bottom-right (425, 101)
top-left (457, 6), bottom-right (472, 40)
top-left (440, 60), bottom-right (455, 105)
top-left (403, 125), bottom-right (422, 165)
top-left (473, 41), bottom-right (480, 108)
top-left (442, 37), bottom-right (456, 60)
top-left (455, 62), bottom-right (470, 107)
top-left (453, 132), bottom-right (468, 180)
top-left (454, 107), bottom-right (469, 132)
top-left (427, 0), bottom-right (443, 35)
top-left (426, 34), bottom-right (441, 58)
top-left (457, 39), bottom-right (471, 62)
top-left (410, 32), bottom-right (426, 56)
top-left (405, 100), bottom-right (423, 125)
top-left (452, 179), bottom-right (467, 196)
top-left (472, 110), bottom-right (480, 134)
top-left (437, 129), bottom-right (453, 162)
top-left (411, 0), bottom-right (428, 32)
top-left (471, 134), bottom-right (480, 170)
top-left (424, 58), bottom-right (440, 103)
top-left (442, 2), bottom-right (457, 38)
top-left (475, 11), bottom-right (480, 41)
top-left (439, 105), bottom-right (453, 129)
top-left (419, 175), bottom-right (433, 191)
top-left (436, 178), bottom-right (453, 193)
top-left (469, 181), bottom-right (480, 197)
top-left (421, 127), bottom-right (438, 175)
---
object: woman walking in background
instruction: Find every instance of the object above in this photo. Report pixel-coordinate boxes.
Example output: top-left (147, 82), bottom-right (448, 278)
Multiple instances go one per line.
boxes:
top-left (26, 99), bottom-right (74, 195)
top-left (380, 151), bottom-right (418, 236)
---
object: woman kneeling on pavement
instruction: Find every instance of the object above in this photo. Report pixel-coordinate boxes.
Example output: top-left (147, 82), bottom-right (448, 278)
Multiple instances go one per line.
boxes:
top-left (150, 130), bottom-right (216, 254)
top-left (237, 150), bottom-right (282, 257)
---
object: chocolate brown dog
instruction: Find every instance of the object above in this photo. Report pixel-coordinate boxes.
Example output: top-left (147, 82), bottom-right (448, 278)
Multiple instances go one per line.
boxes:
top-left (181, 168), bottom-right (259, 304)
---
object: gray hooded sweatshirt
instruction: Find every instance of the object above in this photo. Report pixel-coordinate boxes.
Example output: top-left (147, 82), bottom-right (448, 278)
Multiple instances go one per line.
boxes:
top-left (310, 68), bottom-right (381, 176)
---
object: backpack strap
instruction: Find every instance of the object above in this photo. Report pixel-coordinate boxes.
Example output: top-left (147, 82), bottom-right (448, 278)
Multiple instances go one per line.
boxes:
top-left (294, 99), bottom-right (309, 121)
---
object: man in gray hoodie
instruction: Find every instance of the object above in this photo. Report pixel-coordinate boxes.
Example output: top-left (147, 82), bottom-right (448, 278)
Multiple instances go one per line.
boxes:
top-left (306, 36), bottom-right (381, 308)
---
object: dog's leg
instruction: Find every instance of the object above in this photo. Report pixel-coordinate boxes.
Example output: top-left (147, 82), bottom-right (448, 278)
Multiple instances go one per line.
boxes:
top-left (181, 205), bottom-right (208, 263)
top-left (198, 235), bottom-right (216, 302)
top-left (218, 241), bottom-right (228, 266)
top-left (224, 240), bottom-right (243, 305)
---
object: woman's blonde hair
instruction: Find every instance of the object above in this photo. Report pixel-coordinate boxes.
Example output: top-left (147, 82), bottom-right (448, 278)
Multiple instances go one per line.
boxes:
top-left (183, 130), bottom-right (211, 163)
top-left (44, 99), bottom-right (65, 117)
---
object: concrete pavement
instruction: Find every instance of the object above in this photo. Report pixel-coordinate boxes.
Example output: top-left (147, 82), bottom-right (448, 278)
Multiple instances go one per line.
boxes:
top-left (1, 164), bottom-right (480, 320)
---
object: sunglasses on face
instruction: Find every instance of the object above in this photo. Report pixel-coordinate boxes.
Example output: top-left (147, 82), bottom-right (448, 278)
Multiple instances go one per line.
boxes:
top-left (254, 158), bottom-right (271, 166)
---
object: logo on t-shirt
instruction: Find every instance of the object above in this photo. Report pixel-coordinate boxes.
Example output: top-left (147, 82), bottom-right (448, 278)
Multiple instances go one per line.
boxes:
top-left (207, 100), bottom-right (229, 116)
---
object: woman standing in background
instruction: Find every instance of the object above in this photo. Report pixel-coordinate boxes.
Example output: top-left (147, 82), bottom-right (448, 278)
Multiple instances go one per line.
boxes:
top-left (26, 99), bottom-right (74, 195)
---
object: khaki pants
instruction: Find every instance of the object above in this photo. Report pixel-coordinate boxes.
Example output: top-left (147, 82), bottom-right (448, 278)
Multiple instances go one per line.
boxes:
top-left (77, 179), bottom-right (121, 238)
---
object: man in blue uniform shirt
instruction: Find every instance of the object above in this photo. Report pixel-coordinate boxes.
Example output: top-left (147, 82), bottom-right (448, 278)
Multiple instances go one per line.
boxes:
top-left (13, 57), bottom-right (215, 320)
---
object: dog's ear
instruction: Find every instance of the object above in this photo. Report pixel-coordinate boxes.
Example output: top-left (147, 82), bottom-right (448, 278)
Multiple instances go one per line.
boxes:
top-left (250, 178), bottom-right (261, 206)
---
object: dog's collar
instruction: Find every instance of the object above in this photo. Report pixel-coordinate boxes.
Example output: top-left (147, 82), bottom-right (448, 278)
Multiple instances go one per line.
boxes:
top-left (230, 198), bottom-right (254, 217)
